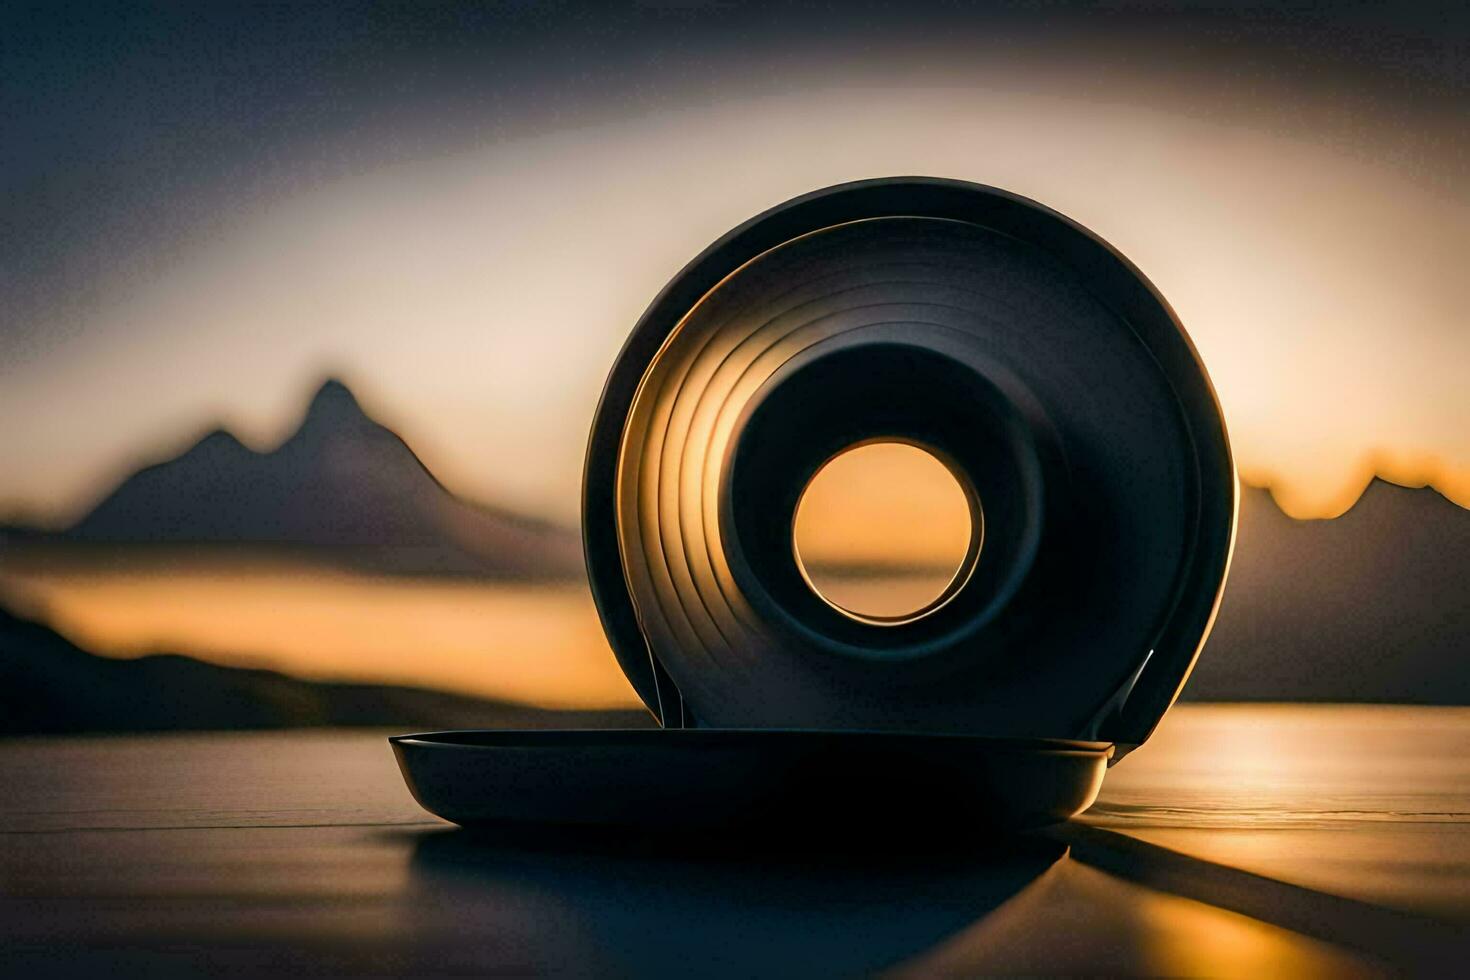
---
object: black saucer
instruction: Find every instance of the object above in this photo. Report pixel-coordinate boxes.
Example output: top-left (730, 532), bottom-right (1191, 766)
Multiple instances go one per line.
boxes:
top-left (391, 729), bottom-right (1112, 834)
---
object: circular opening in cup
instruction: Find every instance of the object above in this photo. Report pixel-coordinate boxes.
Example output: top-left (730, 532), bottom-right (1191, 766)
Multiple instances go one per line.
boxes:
top-left (792, 441), bottom-right (980, 624)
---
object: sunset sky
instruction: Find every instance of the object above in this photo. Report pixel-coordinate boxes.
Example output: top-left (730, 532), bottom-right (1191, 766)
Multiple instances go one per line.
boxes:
top-left (4, 3), bottom-right (1467, 526)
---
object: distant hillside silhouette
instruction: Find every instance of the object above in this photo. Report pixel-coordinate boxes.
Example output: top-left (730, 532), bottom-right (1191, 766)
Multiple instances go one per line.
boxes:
top-left (1187, 479), bottom-right (1470, 703)
top-left (41, 379), bottom-right (581, 579)
top-left (0, 604), bottom-right (650, 735)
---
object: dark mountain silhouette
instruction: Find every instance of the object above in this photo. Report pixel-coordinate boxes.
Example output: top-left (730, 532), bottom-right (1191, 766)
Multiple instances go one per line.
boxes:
top-left (1186, 479), bottom-right (1470, 703)
top-left (45, 378), bottom-right (582, 579)
top-left (0, 604), bottom-right (650, 735)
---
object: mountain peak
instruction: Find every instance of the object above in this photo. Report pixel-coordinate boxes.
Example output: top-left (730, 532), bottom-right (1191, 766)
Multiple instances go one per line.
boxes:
top-left (305, 377), bottom-right (362, 417)
top-left (1343, 475), bottom-right (1466, 523)
top-left (271, 378), bottom-right (377, 453)
top-left (56, 373), bottom-right (583, 577)
top-left (292, 377), bottom-right (376, 440)
top-left (178, 426), bottom-right (251, 462)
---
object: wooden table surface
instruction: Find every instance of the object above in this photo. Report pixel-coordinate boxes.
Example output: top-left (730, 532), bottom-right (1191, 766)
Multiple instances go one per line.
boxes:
top-left (2, 705), bottom-right (1467, 977)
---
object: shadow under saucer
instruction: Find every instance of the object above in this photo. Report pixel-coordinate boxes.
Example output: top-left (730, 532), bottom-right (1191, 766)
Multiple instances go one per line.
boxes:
top-left (402, 823), bottom-right (1064, 977)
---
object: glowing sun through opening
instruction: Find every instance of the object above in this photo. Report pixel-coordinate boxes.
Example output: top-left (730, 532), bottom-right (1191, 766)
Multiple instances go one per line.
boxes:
top-left (792, 441), bottom-right (980, 623)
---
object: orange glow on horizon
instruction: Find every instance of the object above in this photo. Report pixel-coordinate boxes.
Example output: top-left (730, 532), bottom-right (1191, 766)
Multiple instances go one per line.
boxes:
top-left (1242, 453), bottom-right (1470, 521)
top-left (0, 561), bottom-right (641, 710)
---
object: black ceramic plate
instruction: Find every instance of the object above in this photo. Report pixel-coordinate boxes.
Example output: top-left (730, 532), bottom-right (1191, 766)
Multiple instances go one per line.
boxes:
top-left (583, 178), bottom-right (1235, 747)
top-left (391, 729), bottom-right (1112, 834)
